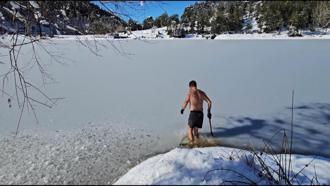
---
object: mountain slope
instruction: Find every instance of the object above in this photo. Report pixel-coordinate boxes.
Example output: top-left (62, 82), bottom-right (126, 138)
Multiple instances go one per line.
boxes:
top-left (179, 1), bottom-right (330, 34)
top-left (0, 1), bottom-right (126, 35)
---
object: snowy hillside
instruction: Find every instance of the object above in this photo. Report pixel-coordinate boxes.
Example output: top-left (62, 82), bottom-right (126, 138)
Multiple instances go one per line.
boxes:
top-left (0, 1), bottom-right (125, 36)
top-left (1, 1), bottom-right (329, 39)
top-left (115, 147), bottom-right (330, 185)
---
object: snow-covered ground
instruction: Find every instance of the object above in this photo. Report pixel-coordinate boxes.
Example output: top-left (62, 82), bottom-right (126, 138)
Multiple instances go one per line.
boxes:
top-left (115, 147), bottom-right (330, 185)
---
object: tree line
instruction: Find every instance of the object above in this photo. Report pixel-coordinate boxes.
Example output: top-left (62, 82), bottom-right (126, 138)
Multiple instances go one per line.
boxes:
top-left (127, 1), bottom-right (330, 34)
top-left (127, 12), bottom-right (180, 31)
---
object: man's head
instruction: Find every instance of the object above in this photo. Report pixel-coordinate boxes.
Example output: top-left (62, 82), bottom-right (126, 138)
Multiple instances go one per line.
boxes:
top-left (189, 80), bottom-right (197, 88)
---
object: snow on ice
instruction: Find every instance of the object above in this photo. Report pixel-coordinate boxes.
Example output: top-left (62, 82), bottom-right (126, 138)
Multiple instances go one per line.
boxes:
top-left (0, 123), bottom-right (161, 185)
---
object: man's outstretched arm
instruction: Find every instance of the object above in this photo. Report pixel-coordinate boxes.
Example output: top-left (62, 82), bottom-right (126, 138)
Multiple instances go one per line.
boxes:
top-left (202, 91), bottom-right (212, 118)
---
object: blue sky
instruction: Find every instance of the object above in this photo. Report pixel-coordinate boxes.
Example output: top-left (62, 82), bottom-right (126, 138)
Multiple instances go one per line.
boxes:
top-left (92, 1), bottom-right (197, 23)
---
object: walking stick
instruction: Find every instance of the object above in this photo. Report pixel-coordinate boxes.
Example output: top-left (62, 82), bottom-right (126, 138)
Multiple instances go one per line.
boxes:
top-left (208, 118), bottom-right (214, 137)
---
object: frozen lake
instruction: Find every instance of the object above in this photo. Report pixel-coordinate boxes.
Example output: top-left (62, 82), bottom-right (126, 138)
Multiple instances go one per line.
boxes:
top-left (1, 39), bottom-right (330, 183)
top-left (1, 39), bottom-right (330, 152)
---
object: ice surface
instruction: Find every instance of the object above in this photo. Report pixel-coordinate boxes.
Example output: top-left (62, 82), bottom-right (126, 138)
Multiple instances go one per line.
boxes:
top-left (0, 122), bottom-right (161, 184)
top-left (115, 147), bottom-right (330, 185)
top-left (1, 38), bottom-right (330, 184)
top-left (1, 39), bottom-right (330, 155)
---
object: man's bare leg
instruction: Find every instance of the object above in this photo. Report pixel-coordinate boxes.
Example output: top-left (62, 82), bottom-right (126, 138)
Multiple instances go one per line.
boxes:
top-left (193, 128), bottom-right (199, 139)
top-left (188, 127), bottom-right (194, 144)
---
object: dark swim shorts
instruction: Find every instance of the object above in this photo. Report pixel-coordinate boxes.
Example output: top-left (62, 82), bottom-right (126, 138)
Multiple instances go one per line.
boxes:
top-left (188, 111), bottom-right (204, 128)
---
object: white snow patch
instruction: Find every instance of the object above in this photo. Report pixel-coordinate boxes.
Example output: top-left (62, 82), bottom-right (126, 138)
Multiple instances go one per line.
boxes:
top-left (129, 27), bottom-right (170, 39)
top-left (34, 11), bottom-right (41, 20)
top-left (60, 9), bottom-right (66, 17)
top-left (115, 147), bottom-right (330, 185)
top-left (10, 2), bottom-right (20, 9)
top-left (40, 20), bottom-right (49, 25)
top-left (66, 25), bottom-right (78, 32)
top-left (2, 7), bottom-right (25, 22)
top-left (3, 7), bottom-right (15, 16)
top-left (29, 1), bottom-right (40, 9)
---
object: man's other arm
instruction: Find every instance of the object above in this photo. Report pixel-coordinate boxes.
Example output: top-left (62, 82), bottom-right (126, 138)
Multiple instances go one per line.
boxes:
top-left (181, 93), bottom-right (190, 114)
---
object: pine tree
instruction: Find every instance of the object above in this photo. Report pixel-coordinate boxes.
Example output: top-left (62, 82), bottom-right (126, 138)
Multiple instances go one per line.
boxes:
top-left (312, 1), bottom-right (330, 28)
top-left (127, 19), bottom-right (141, 31)
top-left (226, 3), bottom-right (244, 32)
top-left (169, 14), bottom-right (179, 24)
top-left (142, 16), bottom-right (154, 29)
top-left (154, 12), bottom-right (169, 28)
top-left (211, 11), bottom-right (227, 34)
top-left (259, 2), bottom-right (284, 33)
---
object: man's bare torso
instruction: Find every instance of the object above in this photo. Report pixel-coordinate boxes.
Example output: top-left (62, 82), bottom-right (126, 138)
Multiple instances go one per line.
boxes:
top-left (187, 88), bottom-right (205, 111)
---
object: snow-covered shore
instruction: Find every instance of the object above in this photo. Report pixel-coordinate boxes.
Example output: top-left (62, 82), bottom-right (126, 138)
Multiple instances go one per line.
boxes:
top-left (2, 27), bottom-right (330, 41)
top-left (0, 27), bottom-right (330, 41)
top-left (50, 27), bottom-right (330, 40)
top-left (50, 33), bottom-right (330, 41)
top-left (49, 33), bottom-right (330, 41)
top-left (115, 146), bottom-right (330, 185)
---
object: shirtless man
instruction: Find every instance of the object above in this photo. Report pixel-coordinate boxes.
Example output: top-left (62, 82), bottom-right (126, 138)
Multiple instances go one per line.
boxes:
top-left (181, 80), bottom-right (212, 144)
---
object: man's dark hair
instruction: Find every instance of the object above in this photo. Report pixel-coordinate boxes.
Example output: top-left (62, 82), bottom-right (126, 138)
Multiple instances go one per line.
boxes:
top-left (189, 80), bottom-right (197, 87)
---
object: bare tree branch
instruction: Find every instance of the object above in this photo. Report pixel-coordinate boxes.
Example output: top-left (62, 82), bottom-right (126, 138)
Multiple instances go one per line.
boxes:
top-left (0, 1), bottom-right (141, 135)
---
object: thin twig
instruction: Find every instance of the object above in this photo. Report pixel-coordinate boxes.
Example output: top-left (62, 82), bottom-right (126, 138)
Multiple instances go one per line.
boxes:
top-left (288, 90), bottom-right (294, 178)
